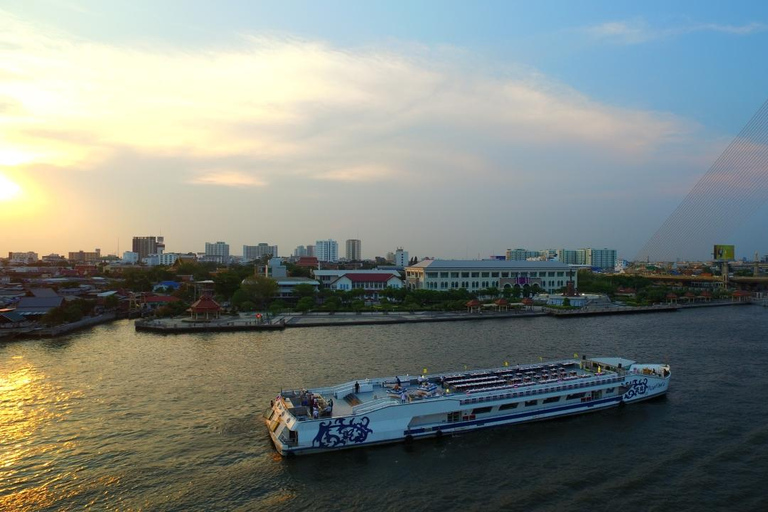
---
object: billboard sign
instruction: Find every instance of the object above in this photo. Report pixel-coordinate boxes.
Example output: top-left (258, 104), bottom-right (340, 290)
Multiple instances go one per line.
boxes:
top-left (713, 245), bottom-right (735, 261)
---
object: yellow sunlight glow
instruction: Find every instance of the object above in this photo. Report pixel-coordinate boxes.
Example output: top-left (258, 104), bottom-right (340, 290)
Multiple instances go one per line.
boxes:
top-left (0, 173), bottom-right (22, 201)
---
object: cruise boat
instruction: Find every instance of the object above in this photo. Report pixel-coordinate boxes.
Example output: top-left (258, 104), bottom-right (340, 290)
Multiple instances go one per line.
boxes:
top-left (266, 356), bottom-right (670, 456)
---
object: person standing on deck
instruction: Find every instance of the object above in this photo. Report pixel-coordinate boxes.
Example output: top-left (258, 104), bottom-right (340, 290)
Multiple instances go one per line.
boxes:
top-left (354, 381), bottom-right (360, 394)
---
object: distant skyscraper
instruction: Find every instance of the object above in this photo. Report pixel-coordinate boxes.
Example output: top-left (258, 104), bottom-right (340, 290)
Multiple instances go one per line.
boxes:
top-left (132, 236), bottom-right (163, 259)
top-left (204, 241), bottom-right (230, 263)
top-left (243, 243), bottom-right (278, 261)
top-left (306, 245), bottom-right (315, 257)
top-left (394, 247), bottom-right (408, 267)
top-left (345, 239), bottom-right (362, 261)
top-left (315, 239), bottom-right (338, 262)
top-left (293, 245), bottom-right (308, 258)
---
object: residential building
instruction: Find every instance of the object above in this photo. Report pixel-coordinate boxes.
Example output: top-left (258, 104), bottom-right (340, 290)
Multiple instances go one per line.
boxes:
top-left (557, 249), bottom-right (587, 265)
top-left (394, 248), bottom-right (409, 268)
top-left (586, 248), bottom-right (617, 271)
top-left (132, 236), bottom-right (164, 260)
top-left (405, 259), bottom-right (577, 294)
top-left (204, 241), bottom-right (230, 264)
top-left (345, 239), bottom-right (362, 261)
top-left (506, 248), bottom-right (542, 261)
top-left (306, 245), bottom-right (315, 257)
top-left (315, 239), bottom-right (338, 262)
top-left (122, 251), bottom-right (139, 264)
top-left (293, 245), bottom-right (308, 258)
top-left (41, 254), bottom-right (67, 264)
top-left (8, 252), bottom-right (38, 264)
top-left (144, 252), bottom-right (180, 266)
top-left (68, 249), bottom-right (101, 263)
top-left (243, 243), bottom-right (278, 262)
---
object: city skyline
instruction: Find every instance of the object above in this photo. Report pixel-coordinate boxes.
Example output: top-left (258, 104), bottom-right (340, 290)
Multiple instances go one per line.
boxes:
top-left (2, 1), bottom-right (768, 260)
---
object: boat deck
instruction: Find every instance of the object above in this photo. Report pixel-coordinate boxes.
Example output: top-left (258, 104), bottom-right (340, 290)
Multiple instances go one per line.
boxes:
top-left (280, 358), bottom-right (626, 420)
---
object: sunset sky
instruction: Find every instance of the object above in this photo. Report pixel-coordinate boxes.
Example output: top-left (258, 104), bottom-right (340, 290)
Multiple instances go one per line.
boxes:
top-left (2, 1), bottom-right (768, 261)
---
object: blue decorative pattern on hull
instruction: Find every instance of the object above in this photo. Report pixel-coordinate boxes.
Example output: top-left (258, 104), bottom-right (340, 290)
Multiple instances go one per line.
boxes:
top-left (312, 417), bottom-right (373, 448)
top-left (623, 378), bottom-right (649, 400)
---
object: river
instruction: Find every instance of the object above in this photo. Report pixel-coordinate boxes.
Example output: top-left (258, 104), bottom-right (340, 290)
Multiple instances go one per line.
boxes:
top-left (1, 306), bottom-right (767, 511)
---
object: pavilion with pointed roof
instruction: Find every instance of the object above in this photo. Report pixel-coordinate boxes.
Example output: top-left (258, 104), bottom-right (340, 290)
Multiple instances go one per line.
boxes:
top-left (188, 294), bottom-right (222, 321)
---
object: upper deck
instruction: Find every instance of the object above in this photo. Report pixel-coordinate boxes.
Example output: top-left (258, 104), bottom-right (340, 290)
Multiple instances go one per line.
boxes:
top-left (277, 358), bottom-right (629, 421)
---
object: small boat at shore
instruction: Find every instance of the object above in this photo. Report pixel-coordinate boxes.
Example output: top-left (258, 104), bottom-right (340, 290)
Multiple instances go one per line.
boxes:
top-left (266, 356), bottom-right (670, 456)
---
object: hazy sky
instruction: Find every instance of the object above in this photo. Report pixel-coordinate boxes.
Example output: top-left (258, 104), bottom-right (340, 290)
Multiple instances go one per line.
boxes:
top-left (2, 1), bottom-right (768, 261)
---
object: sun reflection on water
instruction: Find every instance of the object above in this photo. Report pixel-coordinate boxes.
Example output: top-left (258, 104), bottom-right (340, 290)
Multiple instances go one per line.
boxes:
top-left (0, 363), bottom-right (100, 511)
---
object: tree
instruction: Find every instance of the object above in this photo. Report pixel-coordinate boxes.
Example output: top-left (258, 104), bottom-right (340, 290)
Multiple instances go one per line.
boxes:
top-left (240, 276), bottom-right (279, 309)
top-left (296, 296), bottom-right (315, 313)
top-left (292, 283), bottom-right (317, 299)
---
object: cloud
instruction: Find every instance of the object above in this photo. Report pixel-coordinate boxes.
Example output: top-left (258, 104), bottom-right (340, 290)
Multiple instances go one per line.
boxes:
top-left (584, 18), bottom-right (767, 44)
top-left (190, 171), bottom-right (266, 187)
top-left (0, 8), bottom-right (701, 191)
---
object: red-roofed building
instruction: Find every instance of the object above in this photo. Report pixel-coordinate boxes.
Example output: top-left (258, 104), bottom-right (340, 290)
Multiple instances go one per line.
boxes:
top-left (141, 294), bottom-right (181, 311)
top-left (188, 295), bottom-right (222, 320)
top-left (296, 257), bottom-right (319, 268)
top-left (327, 272), bottom-right (404, 300)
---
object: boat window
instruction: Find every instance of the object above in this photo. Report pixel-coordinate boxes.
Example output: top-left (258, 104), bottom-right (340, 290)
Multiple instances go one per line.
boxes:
top-left (524, 400), bottom-right (538, 407)
top-left (499, 402), bottom-right (518, 410)
top-left (472, 406), bottom-right (493, 415)
top-left (447, 411), bottom-right (461, 423)
top-left (542, 396), bottom-right (560, 404)
top-left (607, 388), bottom-right (615, 393)
top-left (566, 392), bottom-right (586, 400)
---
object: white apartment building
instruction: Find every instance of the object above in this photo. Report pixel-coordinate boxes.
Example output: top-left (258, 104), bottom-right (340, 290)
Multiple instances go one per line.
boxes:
top-left (204, 241), bottom-right (230, 264)
top-left (315, 239), bottom-right (338, 262)
top-left (394, 248), bottom-right (409, 268)
top-left (122, 251), bottom-right (139, 264)
top-left (405, 260), bottom-right (577, 293)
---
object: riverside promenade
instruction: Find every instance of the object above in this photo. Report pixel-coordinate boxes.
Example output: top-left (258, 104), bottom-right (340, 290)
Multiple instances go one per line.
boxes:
top-left (131, 299), bottom-right (753, 334)
top-left (134, 309), bottom-right (547, 333)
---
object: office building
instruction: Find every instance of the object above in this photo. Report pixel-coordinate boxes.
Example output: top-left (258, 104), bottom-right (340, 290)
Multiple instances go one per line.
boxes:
top-left (405, 259), bottom-right (576, 294)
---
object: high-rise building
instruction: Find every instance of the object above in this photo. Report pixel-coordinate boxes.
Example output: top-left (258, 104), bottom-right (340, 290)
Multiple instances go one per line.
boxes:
top-left (204, 241), bottom-right (230, 263)
top-left (557, 249), bottom-right (587, 265)
top-left (345, 239), bottom-right (362, 261)
top-left (243, 243), bottom-right (278, 262)
top-left (586, 248), bottom-right (617, 270)
top-left (132, 236), bottom-right (164, 259)
top-left (306, 245), bottom-right (315, 257)
top-left (315, 239), bottom-right (338, 262)
top-left (394, 247), bottom-right (409, 268)
top-left (294, 245), bottom-right (308, 258)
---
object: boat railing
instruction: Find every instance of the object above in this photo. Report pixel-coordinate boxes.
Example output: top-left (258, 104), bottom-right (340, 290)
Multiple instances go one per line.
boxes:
top-left (352, 397), bottom-right (399, 415)
top-left (458, 375), bottom-right (622, 405)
